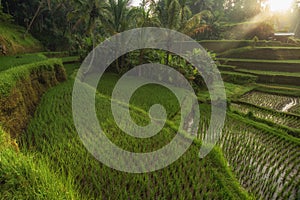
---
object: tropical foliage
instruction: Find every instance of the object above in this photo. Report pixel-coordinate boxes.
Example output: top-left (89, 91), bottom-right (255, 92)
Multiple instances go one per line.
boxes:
top-left (1, 0), bottom-right (299, 55)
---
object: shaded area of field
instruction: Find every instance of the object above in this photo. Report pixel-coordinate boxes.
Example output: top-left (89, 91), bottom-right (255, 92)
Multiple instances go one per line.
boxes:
top-left (219, 47), bottom-right (300, 60)
top-left (218, 58), bottom-right (300, 72)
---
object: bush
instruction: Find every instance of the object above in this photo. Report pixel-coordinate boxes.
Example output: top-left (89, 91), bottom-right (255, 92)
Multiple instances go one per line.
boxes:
top-left (221, 71), bottom-right (257, 84)
top-left (223, 21), bottom-right (274, 40)
top-left (0, 5), bottom-right (13, 22)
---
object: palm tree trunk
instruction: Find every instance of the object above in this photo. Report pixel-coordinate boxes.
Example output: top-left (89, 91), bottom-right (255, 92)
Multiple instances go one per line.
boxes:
top-left (24, 1), bottom-right (43, 37)
top-left (121, 55), bottom-right (125, 73)
top-left (166, 51), bottom-right (170, 66)
top-left (138, 49), bottom-right (145, 76)
top-left (181, 6), bottom-right (185, 24)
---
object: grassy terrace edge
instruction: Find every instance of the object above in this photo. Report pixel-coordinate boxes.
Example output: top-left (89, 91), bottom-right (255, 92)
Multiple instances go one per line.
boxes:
top-left (217, 58), bottom-right (300, 64)
top-left (0, 59), bottom-right (63, 97)
top-left (231, 101), bottom-right (300, 138)
top-left (229, 112), bottom-right (300, 144)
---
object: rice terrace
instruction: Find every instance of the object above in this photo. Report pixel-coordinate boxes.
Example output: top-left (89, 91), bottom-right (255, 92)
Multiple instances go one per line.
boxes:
top-left (0, 0), bottom-right (300, 199)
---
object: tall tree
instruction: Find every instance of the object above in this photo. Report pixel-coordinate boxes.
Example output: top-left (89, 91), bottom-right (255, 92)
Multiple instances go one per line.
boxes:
top-left (100, 0), bottom-right (136, 35)
top-left (68, 0), bottom-right (105, 34)
top-left (100, 0), bottom-right (138, 72)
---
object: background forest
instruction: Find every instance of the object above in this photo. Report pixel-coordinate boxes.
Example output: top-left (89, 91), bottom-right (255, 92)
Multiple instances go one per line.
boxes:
top-left (1, 0), bottom-right (299, 53)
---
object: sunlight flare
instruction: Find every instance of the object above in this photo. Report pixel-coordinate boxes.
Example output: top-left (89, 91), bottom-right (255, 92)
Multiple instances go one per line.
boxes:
top-left (267, 0), bottom-right (294, 12)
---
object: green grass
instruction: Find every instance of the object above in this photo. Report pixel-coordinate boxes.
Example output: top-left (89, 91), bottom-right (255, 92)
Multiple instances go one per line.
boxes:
top-left (0, 127), bottom-right (80, 199)
top-left (239, 84), bottom-right (300, 97)
top-left (228, 112), bottom-right (300, 144)
top-left (289, 104), bottom-right (300, 115)
top-left (239, 91), bottom-right (300, 113)
top-left (218, 58), bottom-right (300, 64)
top-left (0, 58), bottom-right (63, 96)
top-left (218, 64), bottom-right (237, 71)
top-left (257, 83), bottom-right (300, 89)
top-left (0, 53), bottom-right (47, 72)
top-left (219, 46), bottom-right (300, 60)
top-left (197, 103), bottom-right (300, 199)
top-left (219, 113), bottom-right (300, 199)
top-left (196, 82), bottom-right (254, 102)
top-left (230, 102), bottom-right (300, 138)
top-left (199, 40), bottom-right (297, 53)
top-left (20, 78), bottom-right (251, 199)
top-left (224, 82), bottom-right (255, 100)
top-left (61, 56), bottom-right (80, 63)
top-left (64, 62), bottom-right (81, 77)
top-left (221, 71), bottom-right (257, 85)
top-left (1, 56), bottom-right (299, 199)
top-left (237, 69), bottom-right (300, 77)
top-left (0, 22), bottom-right (43, 55)
top-left (255, 47), bottom-right (300, 50)
top-left (42, 51), bottom-right (69, 58)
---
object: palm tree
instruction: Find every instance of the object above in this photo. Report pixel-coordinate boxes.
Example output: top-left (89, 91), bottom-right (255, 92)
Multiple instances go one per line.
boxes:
top-left (131, 0), bottom-right (160, 69)
top-left (133, 0), bottom-right (160, 27)
top-left (180, 10), bottom-right (215, 37)
top-left (178, 0), bottom-right (192, 24)
top-left (153, 0), bottom-right (213, 64)
top-left (100, 0), bottom-right (131, 34)
top-left (68, 0), bottom-right (105, 35)
top-left (100, 0), bottom-right (138, 72)
top-left (24, 0), bottom-right (52, 36)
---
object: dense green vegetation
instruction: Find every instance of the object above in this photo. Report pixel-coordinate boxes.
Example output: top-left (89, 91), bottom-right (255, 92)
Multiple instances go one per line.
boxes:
top-left (0, 53), bottom-right (47, 72)
top-left (221, 71), bottom-right (257, 85)
top-left (231, 102), bottom-right (300, 137)
top-left (219, 46), bottom-right (300, 60)
top-left (239, 91), bottom-right (300, 113)
top-left (0, 21), bottom-right (43, 55)
top-left (0, 127), bottom-right (80, 199)
top-left (0, 58), bottom-right (63, 96)
top-left (1, 0), bottom-right (300, 199)
top-left (19, 78), bottom-right (251, 199)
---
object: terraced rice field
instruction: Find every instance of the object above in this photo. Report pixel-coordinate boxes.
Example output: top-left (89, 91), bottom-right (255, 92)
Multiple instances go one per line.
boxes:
top-left (1, 49), bottom-right (300, 199)
top-left (231, 103), bottom-right (300, 130)
top-left (289, 104), bottom-right (300, 115)
top-left (220, 116), bottom-right (300, 200)
top-left (17, 68), bottom-right (300, 200)
top-left (240, 91), bottom-right (300, 114)
top-left (21, 79), bottom-right (250, 199)
top-left (198, 110), bottom-right (300, 200)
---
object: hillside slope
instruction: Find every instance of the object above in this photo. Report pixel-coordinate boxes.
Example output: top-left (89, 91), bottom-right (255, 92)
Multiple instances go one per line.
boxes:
top-left (0, 22), bottom-right (43, 55)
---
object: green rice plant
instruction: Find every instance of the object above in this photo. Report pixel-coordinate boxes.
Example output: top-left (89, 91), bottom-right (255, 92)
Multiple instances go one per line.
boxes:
top-left (0, 58), bottom-right (63, 97)
top-left (1, 59), bottom-right (298, 199)
top-left (239, 91), bottom-right (300, 113)
top-left (0, 21), bottom-right (43, 55)
top-left (0, 53), bottom-right (47, 72)
top-left (221, 71), bottom-right (258, 85)
top-left (18, 77), bottom-right (250, 200)
top-left (0, 126), bottom-right (80, 199)
top-left (218, 113), bottom-right (300, 199)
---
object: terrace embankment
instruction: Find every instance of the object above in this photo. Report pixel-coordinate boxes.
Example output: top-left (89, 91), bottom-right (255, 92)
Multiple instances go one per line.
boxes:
top-left (218, 47), bottom-right (300, 60)
top-left (0, 59), bottom-right (66, 137)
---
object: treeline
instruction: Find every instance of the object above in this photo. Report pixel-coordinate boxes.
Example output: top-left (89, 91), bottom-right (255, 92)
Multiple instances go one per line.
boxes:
top-left (0, 0), bottom-right (299, 51)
